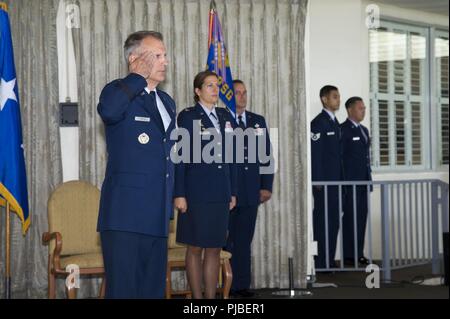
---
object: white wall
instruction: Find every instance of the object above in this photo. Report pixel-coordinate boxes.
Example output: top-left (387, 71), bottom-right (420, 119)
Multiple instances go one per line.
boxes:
top-left (56, 0), bottom-right (79, 182)
top-left (307, 0), bottom-right (370, 126)
top-left (305, 0), bottom-right (449, 262)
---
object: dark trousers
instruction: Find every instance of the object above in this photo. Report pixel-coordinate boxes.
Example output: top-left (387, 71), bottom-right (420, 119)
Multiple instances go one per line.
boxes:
top-left (313, 186), bottom-right (340, 268)
top-left (343, 186), bottom-right (368, 260)
top-left (100, 230), bottom-right (167, 299)
top-left (226, 205), bottom-right (258, 291)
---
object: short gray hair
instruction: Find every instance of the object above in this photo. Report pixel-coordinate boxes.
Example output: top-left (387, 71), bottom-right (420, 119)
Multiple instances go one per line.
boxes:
top-left (123, 31), bottom-right (163, 64)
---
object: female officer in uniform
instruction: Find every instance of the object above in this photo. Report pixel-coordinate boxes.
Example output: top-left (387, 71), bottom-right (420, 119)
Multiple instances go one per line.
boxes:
top-left (173, 70), bottom-right (237, 299)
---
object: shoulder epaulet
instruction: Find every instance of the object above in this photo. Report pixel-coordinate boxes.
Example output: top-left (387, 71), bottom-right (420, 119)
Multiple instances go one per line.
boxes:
top-left (182, 107), bottom-right (195, 113)
top-left (216, 107), bottom-right (230, 114)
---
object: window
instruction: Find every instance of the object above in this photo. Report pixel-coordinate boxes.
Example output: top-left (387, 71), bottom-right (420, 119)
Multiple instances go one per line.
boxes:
top-left (370, 21), bottom-right (448, 170)
top-left (435, 31), bottom-right (449, 165)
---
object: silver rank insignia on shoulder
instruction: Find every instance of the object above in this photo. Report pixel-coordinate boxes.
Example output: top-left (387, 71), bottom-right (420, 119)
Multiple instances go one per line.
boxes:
top-left (311, 132), bottom-right (321, 141)
top-left (138, 133), bottom-right (150, 144)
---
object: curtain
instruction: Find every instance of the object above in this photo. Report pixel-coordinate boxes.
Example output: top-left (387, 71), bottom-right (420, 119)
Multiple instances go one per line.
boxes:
top-left (0, 0), bottom-right (62, 298)
top-left (73, 0), bottom-right (308, 290)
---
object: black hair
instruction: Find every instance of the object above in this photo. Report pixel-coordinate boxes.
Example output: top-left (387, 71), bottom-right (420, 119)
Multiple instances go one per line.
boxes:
top-left (319, 85), bottom-right (339, 98)
top-left (345, 96), bottom-right (363, 109)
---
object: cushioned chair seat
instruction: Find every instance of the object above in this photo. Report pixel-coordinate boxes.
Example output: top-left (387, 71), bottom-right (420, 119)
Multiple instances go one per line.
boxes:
top-left (60, 253), bottom-right (104, 269)
top-left (167, 247), bottom-right (186, 262)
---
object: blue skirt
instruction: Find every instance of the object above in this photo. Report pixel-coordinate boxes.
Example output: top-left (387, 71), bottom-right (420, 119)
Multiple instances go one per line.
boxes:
top-left (176, 202), bottom-right (229, 248)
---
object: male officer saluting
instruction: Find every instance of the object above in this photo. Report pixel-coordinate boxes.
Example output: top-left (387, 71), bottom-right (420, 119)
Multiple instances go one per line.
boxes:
top-left (341, 97), bottom-right (371, 267)
top-left (226, 79), bottom-right (274, 297)
top-left (310, 85), bottom-right (343, 270)
top-left (97, 31), bottom-right (176, 298)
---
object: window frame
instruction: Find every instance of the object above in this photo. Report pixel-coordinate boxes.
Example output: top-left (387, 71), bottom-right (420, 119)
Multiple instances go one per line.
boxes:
top-left (434, 29), bottom-right (449, 168)
top-left (369, 20), bottom-right (449, 172)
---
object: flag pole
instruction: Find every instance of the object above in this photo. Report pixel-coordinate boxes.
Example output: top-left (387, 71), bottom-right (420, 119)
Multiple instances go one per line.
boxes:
top-left (1, 1), bottom-right (12, 299)
top-left (5, 200), bottom-right (11, 299)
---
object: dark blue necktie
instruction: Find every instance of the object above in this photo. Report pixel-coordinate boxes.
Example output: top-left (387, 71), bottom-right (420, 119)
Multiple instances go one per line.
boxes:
top-left (149, 91), bottom-right (165, 133)
top-left (359, 125), bottom-right (368, 143)
top-left (333, 117), bottom-right (341, 138)
top-left (238, 115), bottom-right (246, 129)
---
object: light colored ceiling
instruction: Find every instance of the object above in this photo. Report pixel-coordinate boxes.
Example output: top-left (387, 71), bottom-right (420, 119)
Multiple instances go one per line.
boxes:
top-left (375, 0), bottom-right (449, 15)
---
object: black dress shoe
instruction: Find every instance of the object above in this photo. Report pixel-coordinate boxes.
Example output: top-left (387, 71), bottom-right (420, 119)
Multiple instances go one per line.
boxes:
top-left (358, 256), bottom-right (370, 265)
top-left (344, 257), bottom-right (370, 267)
top-left (231, 289), bottom-right (255, 298)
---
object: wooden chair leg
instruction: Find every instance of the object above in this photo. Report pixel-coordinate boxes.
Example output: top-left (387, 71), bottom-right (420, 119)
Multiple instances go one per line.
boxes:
top-left (48, 255), bottom-right (56, 299)
top-left (185, 281), bottom-right (192, 299)
top-left (65, 272), bottom-right (78, 299)
top-left (166, 264), bottom-right (172, 299)
top-left (99, 275), bottom-right (106, 299)
top-left (222, 259), bottom-right (233, 299)
top-left (66, 286), bottom-right (78, 299)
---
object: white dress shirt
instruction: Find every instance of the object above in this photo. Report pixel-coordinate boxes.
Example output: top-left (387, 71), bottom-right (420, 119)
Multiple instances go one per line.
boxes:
top-left (200, 103), bottom-right (221, 133)
top-left (145, 87), bottom-right (171, 132)
top-left (236, 110), bottom-right (247, 127)
top-left (323, 108), bottom-right (336, 121)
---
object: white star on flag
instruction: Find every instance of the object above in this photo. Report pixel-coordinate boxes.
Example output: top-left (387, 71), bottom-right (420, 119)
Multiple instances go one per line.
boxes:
top-left (0, 77), bottom-right (18, 111)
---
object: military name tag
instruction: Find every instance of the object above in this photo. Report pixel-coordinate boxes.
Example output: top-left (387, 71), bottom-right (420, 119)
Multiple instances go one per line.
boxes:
top-left (135, 116), bottom-right (150, 122)
top-left (225, 121), bottom-right (233, 133)
top-left (327, 131), bottom-right (335, 136)
top-left (138, 133), bottom-right (150, 144)
top-left (353, 136), bottom-right (361, 141)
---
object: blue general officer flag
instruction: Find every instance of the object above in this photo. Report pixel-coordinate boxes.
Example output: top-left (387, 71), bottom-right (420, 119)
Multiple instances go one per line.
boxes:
top-left (206, 1), bottom-right (236, 115)
top-left (0, 7), bottom-right (30, 234)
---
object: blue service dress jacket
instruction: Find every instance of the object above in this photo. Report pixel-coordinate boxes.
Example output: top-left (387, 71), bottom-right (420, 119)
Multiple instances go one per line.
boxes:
top-left (234, 111), bottom-right (274, 207)
top-left (310, 109), bottom-right (343, 182)
top-left (340, 119), bottom-right (372, 182)
top-left (97, 73), bottom-right (176, 237)
top-left (173, 104), bottom-right (237, 203)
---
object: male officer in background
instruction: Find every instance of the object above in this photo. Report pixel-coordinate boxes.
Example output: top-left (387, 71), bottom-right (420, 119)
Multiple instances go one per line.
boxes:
top-left (310, 85), bottom-right (343, 270)
top-left (226, 80), bottom-right (274, 297)
top-left (341, 97), bottom-right (371, 267)
top-left (97, 31), bottom-right (176, 298)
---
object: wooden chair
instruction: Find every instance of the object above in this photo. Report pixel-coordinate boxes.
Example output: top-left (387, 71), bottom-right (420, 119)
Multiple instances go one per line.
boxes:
top-left (165, 211), bottom-right (233, 299)
top-left (42, 181), bottom-right (105, 299)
